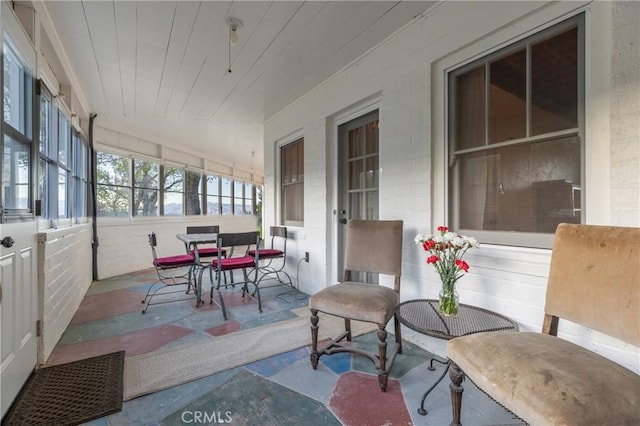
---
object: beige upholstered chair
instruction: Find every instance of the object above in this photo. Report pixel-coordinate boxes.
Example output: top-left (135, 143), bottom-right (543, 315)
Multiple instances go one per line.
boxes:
top-left (309, 219), bottom-right (403, 391)
top-left (447, 224), bottom-right (640, 425)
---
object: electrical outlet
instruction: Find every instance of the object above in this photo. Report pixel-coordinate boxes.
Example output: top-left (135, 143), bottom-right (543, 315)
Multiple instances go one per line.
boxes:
top-left (304, 251), bottom-right (310, 262)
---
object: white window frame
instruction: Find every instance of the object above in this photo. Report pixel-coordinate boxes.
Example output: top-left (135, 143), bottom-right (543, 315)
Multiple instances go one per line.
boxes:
top-left (278, 135), bottom-right (304, 227)
top-left (433, 5), bottom-right (589, 249)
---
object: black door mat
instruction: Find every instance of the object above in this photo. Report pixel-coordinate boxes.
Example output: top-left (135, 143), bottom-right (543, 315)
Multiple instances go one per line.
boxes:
top-left (2, 351), bottom-right (125, 426)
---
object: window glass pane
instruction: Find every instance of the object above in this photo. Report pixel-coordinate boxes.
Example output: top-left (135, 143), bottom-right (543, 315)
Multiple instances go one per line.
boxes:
top-left (58, 113), bottom-right (70, 165)
top-left (454, 66), bottom-right (485, 150)
top-left (220, 177), bottom-right (232, 215)
top-left (38, 158), bottom-right (48, 217)
top-left (489, 49), bottom-right (526, 143)
top-left (234, 198), bottom-right (243, 214)
top-left (2, 135), bottom-right (30, 209)
top-left (365, 157), bottom-right (379, 189)
top-left (233, 181), bottom-right (243, 214)
top-left (163, 167), bottom-right (183, 215)
top-left (221, 195), bottom-right (232, 215)
top-left (244, 198), bottom-right (253, 215)
top-left (348, 127), bottom-right (364, 158)
top-left (184, 171), bottom-right (202, 216)
top-left (281, 139), bottom-right (304, 225)
top-left (73, 133), bottom-right (86, 178)
top-left (134, 160), bottom-right (158, 188)
top-left (349, 159), bottom-right (363, 190)
top-left (244, 183), bottom-right (253, 215)
top-left (97, 185), bottom-right (129, 216)
top-left (74, 176), bottom-right (86, 218)
top-left (206, 175), bottom-right (220, 215)
top-left (221, 177), bottom-right (232, 196)
top-left (3, 42), bottom-right (30, 134)
top-left (207, 195), bottom-right (220, 215)
top-left (97, 152), bottom-right (129, 185)
top-left (456, 136), bottom-right (581, 233)
top-left (531, 27), bottom-right (578, 135)
top-left (58, 168), bottom-right (67, 218)
top-left (348, 191), bottom-right (362, 220)
top-left (164, 166), bottom-right (183, 192)
top-left (96, 152), bottom-right (129, 217)
top-left (39, 92), bottom-right (50, 154)
top-left (207, 175), bottom-right (219, 195)
top-left (365, 120), bottom-right (379, 154)
top-left (133, 160), bottom-right (159, 216)
top-left (282, 183), bottom-right (303, 222)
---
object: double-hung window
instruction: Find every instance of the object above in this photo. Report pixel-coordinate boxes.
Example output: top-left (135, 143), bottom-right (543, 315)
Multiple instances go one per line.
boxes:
top-left (281, 138), bottom-right (304, 226)
top-left (448, 17), bottom-right (583, 248)
top-left (37, 82), bottom-right (89, 223)
top-left (2, 40), bottom-right (33, 218)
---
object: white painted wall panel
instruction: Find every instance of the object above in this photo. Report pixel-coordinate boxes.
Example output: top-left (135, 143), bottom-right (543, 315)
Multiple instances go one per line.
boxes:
top-left (38, 225), bottom-right (93, 362)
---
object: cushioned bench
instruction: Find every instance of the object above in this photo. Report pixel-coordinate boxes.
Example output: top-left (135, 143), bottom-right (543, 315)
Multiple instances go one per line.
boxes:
top-left (447, 223), bottom-right (640, 425)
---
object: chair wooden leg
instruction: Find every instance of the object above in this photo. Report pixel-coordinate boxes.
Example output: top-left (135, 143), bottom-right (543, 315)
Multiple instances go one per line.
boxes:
top-left (449, 361), bottom-right (465, 426)
top-left (344, 318), bottom-right (352, 342)
top-left (377, 325), bottom-right (388, 392)
top-left (310, 309), bottom-right (320, 369)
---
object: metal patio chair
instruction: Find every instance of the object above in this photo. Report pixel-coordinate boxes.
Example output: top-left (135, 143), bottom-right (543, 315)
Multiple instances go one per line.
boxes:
top-left (142, 232), bottom-right (197, 314)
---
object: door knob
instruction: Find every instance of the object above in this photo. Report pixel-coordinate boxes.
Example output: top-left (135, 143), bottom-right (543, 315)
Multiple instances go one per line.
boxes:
top-left (339, 218), bottom-right (347, 224)
top-left (1, 236), bottom-right (14, 248)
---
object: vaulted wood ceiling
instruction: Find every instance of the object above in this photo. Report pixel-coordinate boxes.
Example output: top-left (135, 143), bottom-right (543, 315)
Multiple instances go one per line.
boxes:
top-left (40, 1), bottom-right (436, 176)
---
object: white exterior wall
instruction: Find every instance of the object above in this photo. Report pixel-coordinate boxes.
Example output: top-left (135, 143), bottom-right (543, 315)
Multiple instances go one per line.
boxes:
top-left (38, 225), bottom-right (93, 362)
top-left (264, 1), bottom-right (640, 373)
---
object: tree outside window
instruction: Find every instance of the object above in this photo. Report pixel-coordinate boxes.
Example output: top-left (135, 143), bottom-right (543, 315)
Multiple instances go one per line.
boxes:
top-left (133, 159), bottom-right (159, 216)
top-left (185, 171), bottom-right (202, 216)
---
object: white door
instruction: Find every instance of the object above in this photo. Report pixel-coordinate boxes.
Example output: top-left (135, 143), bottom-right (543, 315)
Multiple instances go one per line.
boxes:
top-left (1, 2), bottom-right (40, 413)
top-left (0, 220), bottom-right (37, 415)
top-left (337, 110), bottom-right (380, 282)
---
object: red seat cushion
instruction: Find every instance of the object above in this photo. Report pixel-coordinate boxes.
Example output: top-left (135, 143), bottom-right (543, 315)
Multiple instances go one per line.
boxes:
top-left (247, 248), bottom-right (283, 259)
top-left (212, 256), bottom-right (256, 270)
top-left (191, 247), bottom-right (227, 257)
top-left (154, 253), bottom-right (195, 267)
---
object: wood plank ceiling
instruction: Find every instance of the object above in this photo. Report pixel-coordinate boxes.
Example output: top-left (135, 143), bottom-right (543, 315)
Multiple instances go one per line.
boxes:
top-left (42, 1), bottom-right (435, 176)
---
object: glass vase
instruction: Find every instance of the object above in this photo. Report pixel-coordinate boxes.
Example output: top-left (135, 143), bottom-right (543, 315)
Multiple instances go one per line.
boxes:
top-left (439, 286), bottom-right (459, 317)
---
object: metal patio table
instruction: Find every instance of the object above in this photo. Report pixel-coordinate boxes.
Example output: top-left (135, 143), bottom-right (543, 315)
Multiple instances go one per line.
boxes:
top-left (395, 299), bottom-right (519, 416)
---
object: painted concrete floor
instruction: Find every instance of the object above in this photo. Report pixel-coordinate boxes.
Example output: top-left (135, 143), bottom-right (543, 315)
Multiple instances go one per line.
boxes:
top-left (47, 268), bottom-right (524, 426)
